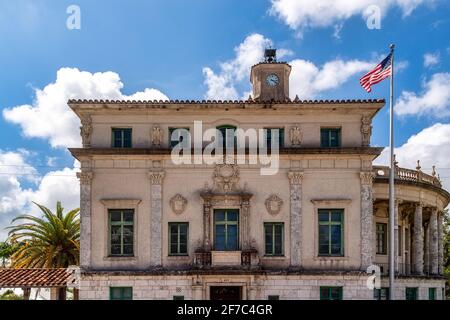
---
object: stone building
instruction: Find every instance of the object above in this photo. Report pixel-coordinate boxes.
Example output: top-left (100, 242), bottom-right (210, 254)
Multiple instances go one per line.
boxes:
top-left (69, 51), bottom-right (449, 300)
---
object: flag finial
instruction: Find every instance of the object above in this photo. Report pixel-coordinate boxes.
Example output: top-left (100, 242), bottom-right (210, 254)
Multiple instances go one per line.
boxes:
top-left (390, 43), bottom-right (395, 51)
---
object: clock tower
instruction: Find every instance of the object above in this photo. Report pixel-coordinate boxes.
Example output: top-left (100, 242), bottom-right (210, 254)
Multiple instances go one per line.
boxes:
top-left (250, 48), bottom-right (292, 101)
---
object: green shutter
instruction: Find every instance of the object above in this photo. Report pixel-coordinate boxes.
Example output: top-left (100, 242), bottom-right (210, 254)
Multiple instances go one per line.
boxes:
top-left (109, 209), bottom-right (134, 256)
top-left (318, 209), bottom-right (344, 256)
top-left (169, 223), bottom-right (189, 255)
top-left (110, 287), bottom-right (133, 300)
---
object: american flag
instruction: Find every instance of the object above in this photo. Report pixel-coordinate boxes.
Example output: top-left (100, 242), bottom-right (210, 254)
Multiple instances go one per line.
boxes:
top-left (360, 53), bottom-right (393, 92)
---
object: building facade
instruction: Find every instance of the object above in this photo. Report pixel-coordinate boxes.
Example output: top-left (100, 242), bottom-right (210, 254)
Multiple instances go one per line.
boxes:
top-left (69, 53), bottom-right (449, 300)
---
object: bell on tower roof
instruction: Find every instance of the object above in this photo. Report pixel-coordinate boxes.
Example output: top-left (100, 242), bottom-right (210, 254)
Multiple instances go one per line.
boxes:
top-left (264, 48), bottom-right (277, 63)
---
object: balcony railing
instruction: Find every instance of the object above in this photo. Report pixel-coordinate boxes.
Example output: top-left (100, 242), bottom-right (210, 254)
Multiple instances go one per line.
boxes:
top-left (194, 248), bottom-right (259, 268)
top-left (375, 263), bottom-right (440, 277)
top-left (373, 165), bottom-right (442, 188)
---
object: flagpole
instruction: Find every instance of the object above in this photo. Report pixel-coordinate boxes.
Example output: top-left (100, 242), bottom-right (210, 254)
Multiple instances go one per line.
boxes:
top-left (388, 43), bottom-right (396, 300)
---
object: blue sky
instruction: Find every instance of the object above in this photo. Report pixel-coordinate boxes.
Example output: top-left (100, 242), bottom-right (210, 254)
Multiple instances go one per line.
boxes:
top-left (0, 0), bottom-right (450, 239)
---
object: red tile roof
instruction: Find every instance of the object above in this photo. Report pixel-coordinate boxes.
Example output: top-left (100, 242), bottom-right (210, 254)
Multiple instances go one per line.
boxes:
top-left (67, 98), bottom-right (385, 105)
top-left (0, 268), bottom-right (75, 288)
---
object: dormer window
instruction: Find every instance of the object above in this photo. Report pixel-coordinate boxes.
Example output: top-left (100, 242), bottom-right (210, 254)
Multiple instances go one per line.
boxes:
top-left (112, 128), bottom-right (132, 148)
top-left (320, 128), bottom-right (341, 148)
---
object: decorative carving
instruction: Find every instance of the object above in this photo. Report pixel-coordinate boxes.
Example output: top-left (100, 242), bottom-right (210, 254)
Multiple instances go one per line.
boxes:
top-left (170, 194), bottom-right (187, 215)
top-left (80, 115), bottom-right (92, 148)
top-left (76, 171), bottom-right (93, 184)
top-left (361, 115), bottom-right (372, 147)
top-left (360, 171), bottom-right (375, 185)
top-left (148, 171), bottom-right (165, 184)
top-left (265, 194), bottom-right (283, 216)
top-left (289, 125), bottom-right (302, 146)
top-left (288, 171), bottom-right (303, 185)
top-left (151, 125), bottom-right (163, 147)
top-left (213, 163), bottom-right (240, 192)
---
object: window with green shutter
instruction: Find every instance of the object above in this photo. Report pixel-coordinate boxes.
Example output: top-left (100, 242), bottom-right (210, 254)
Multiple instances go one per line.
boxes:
top-left (320, 128), bottom-right (341, 147)
top-left (112, 128), bottom-right (132, 148)
top-left (264, 223), bottom-right (284, 256)
top-left (320, 287), bottom-right (343, 300)
top-left (216, 125), bottom-right (237, 149)
top-left (318, 209), bottom-right (344, 256)
top-left (264, 128), bottom-right (284, 149)
top-left (268, 295), bottom-right (279, 300)
top-left (169, 128), bottom-right (190, 149)
top-left (405, 287), bottom-right (418, 300)
top-left (429, 288), bottom-right (436, 300)
top-left (109, 209), bottom-right (134, 256)
top-left (374, 288), bottom-right (389, 300)
top-left (173, 295), bottom-right (185, 300)
top-left (110, 287), bottom-right (133, 300)
top-left (376, 223), bottom-right (387, 255)
top-left (169, 223), bottom-right (189, 256)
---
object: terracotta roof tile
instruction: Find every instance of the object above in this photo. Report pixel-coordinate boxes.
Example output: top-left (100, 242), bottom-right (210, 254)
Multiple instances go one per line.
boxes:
top-left (0, 268), bottom-right (74, 288)
top-left (67, 98), bottom-right (385, 105)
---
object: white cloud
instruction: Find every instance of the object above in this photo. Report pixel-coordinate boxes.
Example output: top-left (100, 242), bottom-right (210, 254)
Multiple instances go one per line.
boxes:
top-left (395, 72), bottom-right (450, 117)
top-left (289, 58), bottom-right (374, 99)
top-left (423, 52), bottom-right (440, 67)
top-left (0, 150), bottom-right (79, 240)
top-left (3, 68), bottom-right (169, 149)
top-left (269, 0), bottom-right (433, 36)
top-left (203, 33), bottom-right (379, 100)
top-left (375, 123), bottom-right (450, 193)
top-left (203, 33), bottom-right (272, 100)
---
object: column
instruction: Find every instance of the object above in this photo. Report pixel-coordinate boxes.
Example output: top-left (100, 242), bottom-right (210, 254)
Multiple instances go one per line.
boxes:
top-left (202, 197), bottom-right (212, 250)
top-left (394, 199), bottom-right (401, 273)
top-left (148, 170), bottom-right (165, 266)
top-left (76, 171), bottom-right (93, 269)
top-left (437, 211), bottom-right (444, 275)
top-left (429, 208), bottom-right (438, 275)
top-left (360, 171), bottom-right (375, 269)
top-left (288, 171), bottom-right (303, 267)
top-left (413, 202), bottom-right (424, 274)
top-left (241, 196), bottom-right (251, 250)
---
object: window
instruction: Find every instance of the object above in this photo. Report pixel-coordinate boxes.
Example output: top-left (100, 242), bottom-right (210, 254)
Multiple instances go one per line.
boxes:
top-left (109, 209), bottom-right (134, 256)
top-left (216, 125), bottom-right (237, 149)
top-left (214, 209), bottom-right (239, 251)
top-left (173, 295), bottom-right (184, 300)
top-left (264, 223), bottom-right (284, 256)
top-left (374, 288), bottom-right (389, 300)
top-left (320, 128), bottom-right (341, 147)
top-left (268, 295), bottom-right (279, 300)
top-left (169, 127), bottom-right (190, 149)
top-left (110, 287), bottom-right (133, 300)
top-left (318, 209), bottom-right (344, 256)
top-left (112, 128), bottom-right (132, 148)
top-left (169, 223), bottom-right (188, 256)
top-left (320, 287), bottom-right (343, 300)
top-left (429, 288), bottom-right (436, 300)
top-left (376, 223), bottom-right (387, 255)
top-left (398, 228), bottom-right (402, 257)
top-left (264, 128), bottom-right (284, 149)
top-left (405, 287), bottom-right (418, 300)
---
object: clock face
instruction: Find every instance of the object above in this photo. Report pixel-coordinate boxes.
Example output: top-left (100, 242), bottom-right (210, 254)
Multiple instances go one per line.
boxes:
top-left (266, 73), bottom-right (279, 87)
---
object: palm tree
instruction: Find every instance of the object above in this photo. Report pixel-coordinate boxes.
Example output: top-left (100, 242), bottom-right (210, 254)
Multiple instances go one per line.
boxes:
top-left (7, 201), bottom-right (80, 268)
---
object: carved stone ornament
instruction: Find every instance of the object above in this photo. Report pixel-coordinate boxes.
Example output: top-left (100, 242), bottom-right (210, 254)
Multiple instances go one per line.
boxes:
top-left (265, 194), bottom-right (283, 216)
top-left (213, 163), bottom-right (240, 192)
top-left (361, 115), bottom-right (372, 147)
top-left (289, 125), bottom-right (302, 146)
top-left (151, 125), bottom-right (163, 147)
top-left (170, 194), bottom-right (187, 215)
top-left (80, 115), bottom-right (92, 148)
